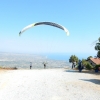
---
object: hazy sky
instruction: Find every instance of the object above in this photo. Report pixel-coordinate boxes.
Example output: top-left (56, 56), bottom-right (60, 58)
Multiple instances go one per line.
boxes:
top-left (0, 0), bottom-right (100, 57)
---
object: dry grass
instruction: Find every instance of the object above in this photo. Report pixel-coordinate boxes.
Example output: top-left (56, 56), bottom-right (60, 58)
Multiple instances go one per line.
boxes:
top-left (0, 67), bottom-right (17, 70)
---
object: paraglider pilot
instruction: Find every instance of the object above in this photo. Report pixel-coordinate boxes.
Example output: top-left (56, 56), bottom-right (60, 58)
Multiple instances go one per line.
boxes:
top-left (78, 60), bottom-right (82, 72)
top-left (44, 63), bottom-right (46, 69)
top-left (30, 62), bottom-right (32, 69)
top-left (43, 62), bottom-right (47, 69)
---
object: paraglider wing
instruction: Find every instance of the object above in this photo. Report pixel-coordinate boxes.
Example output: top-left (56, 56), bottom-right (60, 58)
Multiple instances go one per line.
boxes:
top-left (19, 22), bottom-right (69, 36)
top-left (19, 24), bottom-right (35, 35)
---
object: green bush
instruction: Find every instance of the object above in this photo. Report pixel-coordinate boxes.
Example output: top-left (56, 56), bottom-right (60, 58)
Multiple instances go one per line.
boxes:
top-left (81, 59), bottom-right (94, 70)
top-left (82, 59), bottom-right (87, 66)
top-left (94, 64), bottom-right (100, 70)
top-left (85, 62), bottom-right (93, 70)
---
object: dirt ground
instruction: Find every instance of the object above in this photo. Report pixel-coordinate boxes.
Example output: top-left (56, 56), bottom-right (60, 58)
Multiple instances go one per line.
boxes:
top-left (0, 68), bottom-right (100, 100)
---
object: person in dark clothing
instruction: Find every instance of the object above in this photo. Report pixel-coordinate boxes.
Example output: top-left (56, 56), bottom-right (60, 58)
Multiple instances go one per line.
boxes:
top-left (43, 62), bottom-right (47, 69)
top-left (72, 62), bottom-right (74, 69)
top-left (44, 63), bottom-right (46, 69)
top-left (74, 61), bottom-right (76, 68)
top-left (78, 60), bottom-right (82, 72)
top-left (72, 61), bottom-right (76, 69)
top-left (30, 62), bottom-right (32, 69)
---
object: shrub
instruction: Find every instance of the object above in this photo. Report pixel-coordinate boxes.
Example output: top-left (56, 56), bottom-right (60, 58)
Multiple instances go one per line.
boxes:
top-left (94, 64), bottom-right (100, 70)
top-left (85, 62), bottom-right (93, 70)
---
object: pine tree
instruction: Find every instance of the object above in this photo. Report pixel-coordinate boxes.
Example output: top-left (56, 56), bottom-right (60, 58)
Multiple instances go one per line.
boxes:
top-left (95, 37), bottom-right (100, 58)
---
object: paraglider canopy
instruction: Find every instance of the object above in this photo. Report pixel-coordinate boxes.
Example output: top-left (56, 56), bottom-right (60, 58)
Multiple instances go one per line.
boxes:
top-left (19, 22), bottom-right (69, 36)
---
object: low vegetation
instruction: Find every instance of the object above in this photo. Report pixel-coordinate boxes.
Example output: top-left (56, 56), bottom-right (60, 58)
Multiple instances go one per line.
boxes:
top-left (81, 59), bottom-right (94, 70)
top-left (94, 64), bottom-right (100, 70)
top-left (0, 66), bottom-right (17, 70)
top-left (69, 55), bottom-right (94, 70)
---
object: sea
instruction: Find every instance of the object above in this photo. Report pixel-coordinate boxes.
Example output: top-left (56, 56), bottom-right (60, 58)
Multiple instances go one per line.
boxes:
top-left (0, 52), bottom-right (90, 69)
top-left (0, 52), bottom-right (72, 69)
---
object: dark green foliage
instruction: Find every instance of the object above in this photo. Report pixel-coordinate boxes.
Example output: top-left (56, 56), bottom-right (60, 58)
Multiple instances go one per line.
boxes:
top-left (87, 56), bottom-right (93, 60)
top-left (69, 55), bottom-right (94, 70)
top-left (94, 64), bottom-right (100, 70)
top-left (85, 62), bottom-right (93, 70)
top-left (82, 59), bottom-right (87, 66)
top-left (95, 37), bottom-right (100, 58)
top-left (81, 59), bottom-right (93, 70)
top-left (69, 55), bottom-right (78, 64)
top-left (97, 51), bottom-right (100, 58)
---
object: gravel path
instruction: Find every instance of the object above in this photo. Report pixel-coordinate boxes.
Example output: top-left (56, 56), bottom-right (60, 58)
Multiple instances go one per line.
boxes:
top-left (0, 69), bottom-right (100, 100)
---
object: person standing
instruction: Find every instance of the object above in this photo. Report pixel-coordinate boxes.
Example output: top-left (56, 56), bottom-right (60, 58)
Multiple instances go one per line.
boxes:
top-left (43, 62), bottom-right (47, 69)
top-left (72, 62), bottom-right (74, 69)
top-left (44, 63), bottom-right (46, 69)
top-left (74, 61), bottom-right (76, 68)
top-left (78, 60), bottom-right (82, 72)
top-left (30, 62), bottom-right (32, 69)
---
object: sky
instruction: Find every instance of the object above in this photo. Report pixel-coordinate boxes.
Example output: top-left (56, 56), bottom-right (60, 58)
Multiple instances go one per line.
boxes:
top-left (0, 0), bottom-right (100, 59)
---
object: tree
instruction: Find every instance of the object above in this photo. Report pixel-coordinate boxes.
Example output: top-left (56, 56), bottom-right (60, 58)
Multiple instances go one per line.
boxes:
top-left (81, 59), bottom-right (93, 70)
top-left (69, 55), bottom-right (78, 64)
top-left (95, 37), bottom-right (100, 58)
top-left (87, 56), bottom-right (93, 60)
